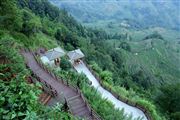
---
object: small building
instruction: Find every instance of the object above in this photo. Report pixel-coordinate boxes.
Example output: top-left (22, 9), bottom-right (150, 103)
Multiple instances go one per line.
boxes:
top-left (41, 47), bottom-right (65, 67)
top-left (67, 49), bottom-right (84, 64)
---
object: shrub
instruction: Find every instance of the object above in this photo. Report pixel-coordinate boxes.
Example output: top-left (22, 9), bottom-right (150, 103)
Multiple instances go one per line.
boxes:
top-left (90, 61), bottom-right (102, 74)
top-left (100, 71), bottom-right (113, 84)
top-left (143, 31), bottom-right (164, 40)
top-left (119, 42), bottom-right (131, 52)
top-left (60, 57), bottom-right (72, 70)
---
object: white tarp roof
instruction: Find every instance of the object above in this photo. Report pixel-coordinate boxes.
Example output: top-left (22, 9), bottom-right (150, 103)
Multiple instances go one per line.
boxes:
top-left (67, 49), bottom-right (84, 60)
top-left (45, 47), bottom-right (65, 61)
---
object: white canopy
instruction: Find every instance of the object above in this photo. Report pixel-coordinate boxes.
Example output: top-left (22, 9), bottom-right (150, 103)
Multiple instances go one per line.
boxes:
top-left (67, 49), bottom-right (84, 61)
top-left (45, 47), bottom-right (65, 61)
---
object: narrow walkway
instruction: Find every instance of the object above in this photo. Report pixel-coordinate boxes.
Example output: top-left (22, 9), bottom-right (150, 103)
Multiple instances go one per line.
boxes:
top-left (21, 50), bottom-right (100, 120)
top-left (74, 61), bottom-right (147, 120)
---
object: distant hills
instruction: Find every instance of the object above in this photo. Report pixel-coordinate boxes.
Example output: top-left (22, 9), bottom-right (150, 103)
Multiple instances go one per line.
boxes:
top-left (49, 0), bottom-right (180, 30)
top-left (49, 0), bottom-right (180, 86)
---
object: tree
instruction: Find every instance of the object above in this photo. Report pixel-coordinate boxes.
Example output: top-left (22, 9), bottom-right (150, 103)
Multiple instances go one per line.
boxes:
top-left (90, 61), bottom-right (102, 74)
top-left (155, 83), bottom-right (180, 119)
top-left (110, 50), bottom-right (123, 68)
top-left (143, 31), bottom-right (164, 40)
top-left (60, 57), bottom-right (71, 70)
top-left (119, 42), bottom-right (131, 52)
top-left (21, 10), bottom-right (42, 36)
top-left (100, 71), bottom-right (113, 84)
top-left (0, 0), bottom-right (22, 31)
top-left (132, 70), bottom-right (151, 89)
top-left (55, 26), bottom-right (69, 42)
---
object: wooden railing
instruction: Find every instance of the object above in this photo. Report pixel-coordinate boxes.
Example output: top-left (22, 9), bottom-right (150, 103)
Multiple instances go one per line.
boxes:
top-left (83, 60), bottom-right (153, 120)
top-left (80, 92), bottom-right (101, 120)
top-left (23, 49), bottom-right (101, 120)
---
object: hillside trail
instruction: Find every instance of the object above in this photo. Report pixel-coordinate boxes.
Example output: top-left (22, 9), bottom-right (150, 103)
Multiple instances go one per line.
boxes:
top-left (21, 50), bottom-right (100, 120)
top-left (73, 61), bottom-right (148, 120)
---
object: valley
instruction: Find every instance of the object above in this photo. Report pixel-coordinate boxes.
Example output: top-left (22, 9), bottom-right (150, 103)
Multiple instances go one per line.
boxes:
top-left (0, 0), bottom-right (180, 120)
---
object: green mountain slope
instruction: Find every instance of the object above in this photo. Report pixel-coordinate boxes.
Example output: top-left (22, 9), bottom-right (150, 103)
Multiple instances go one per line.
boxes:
top-left (0, 0), bottom-right (132, 119)
top-left (49, 0), bottom-right (180, 30)
top-left (1, 0), bottom-right (180, 120)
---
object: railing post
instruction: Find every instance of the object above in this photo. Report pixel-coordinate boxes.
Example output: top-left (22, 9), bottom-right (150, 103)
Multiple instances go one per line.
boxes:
top-left (51, 72), bottom-right (54, 78)
top-left (54, 90), bottom-right (57, 96)
top-left (51, 72), bottom-right (53, 78)
top-left (44, 81), bottom-right (48, 87)
top-left (55, 75), bottom-right (57, 81)
top-left (91, 109), bottom-right (93, 117)
top-left (64, 97), bottom-right (68, 112)
top-left (56, 76), bottom-right (59, 81)
top-left (37, 77), bottom-right (40, 82)
top-left (67, 79), bottom-right (69, 86)
top-left (61, 77), bottom-right (64, 82)
top-left (49, 84), bottom-right (52, 90)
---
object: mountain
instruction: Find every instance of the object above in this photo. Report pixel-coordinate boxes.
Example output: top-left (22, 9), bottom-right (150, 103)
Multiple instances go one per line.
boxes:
top-left (0, 0), bottom-right (135, 119)
top-left (49, 1), bottom-right (180, 119)
top-left (1, 0), bottom-right (180, 120)
top-left (49, 0), bottom-right (180, 31)
top-left (49, 0), bottom-right (180, 85)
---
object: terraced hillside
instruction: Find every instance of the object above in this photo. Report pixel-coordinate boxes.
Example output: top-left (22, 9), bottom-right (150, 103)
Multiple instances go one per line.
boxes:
top-left (106, 28), bottom-right (180, 87)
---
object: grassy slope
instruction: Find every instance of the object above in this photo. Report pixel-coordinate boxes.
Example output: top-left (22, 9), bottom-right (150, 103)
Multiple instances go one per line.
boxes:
top-left (106, 27), bottom-right (180, 87)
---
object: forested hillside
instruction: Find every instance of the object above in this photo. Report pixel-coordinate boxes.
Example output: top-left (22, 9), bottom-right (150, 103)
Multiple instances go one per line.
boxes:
top-left (0, 0), bottom-right (129, 119)
top-left (49, 0), bottom-right (180, 30)
top-left (0, 0), bottom-right (180, 120)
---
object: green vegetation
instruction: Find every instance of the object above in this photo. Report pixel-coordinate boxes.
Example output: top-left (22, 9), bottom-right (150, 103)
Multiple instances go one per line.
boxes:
top-left (50, 0), bottom-right (180, 31)
top-left (155, 83), bottom-right (180, 120)
top-left (60, 57), bottom-right (72, 70)
top-left (143, 31), bottom-right (164, 40)
top-left (0, 39), bottom-right (74, 119)
top-left (0, 0), bottom-right (180, 120)
top-left (89, 62), bottom-right (163, 120)
top-left (54, 70), bottom-right (133, 120)
top-left (0, 0), bottom-right (132, 119)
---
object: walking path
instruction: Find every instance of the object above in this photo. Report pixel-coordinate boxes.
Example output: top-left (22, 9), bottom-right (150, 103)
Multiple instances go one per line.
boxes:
top-left (21, 50), bottom-right (100, 120)
top-left (73, 61), bottom-right (147, 120)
